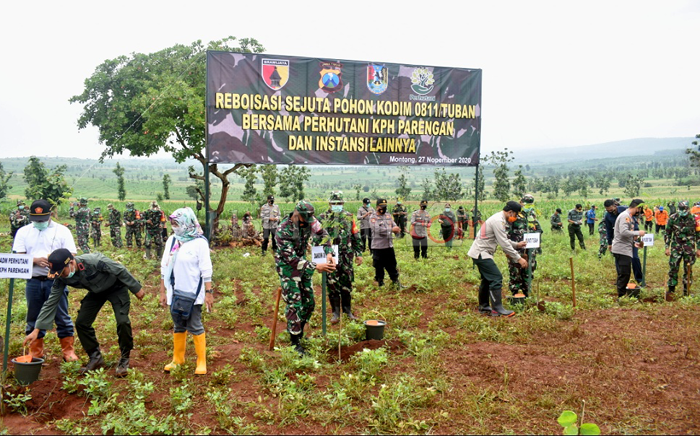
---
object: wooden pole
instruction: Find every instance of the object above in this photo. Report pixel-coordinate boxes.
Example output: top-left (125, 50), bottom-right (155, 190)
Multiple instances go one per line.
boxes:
top-left (268, 287), bottom-right (282, 351)
top-left (569, 257), bottom-right (577, 307)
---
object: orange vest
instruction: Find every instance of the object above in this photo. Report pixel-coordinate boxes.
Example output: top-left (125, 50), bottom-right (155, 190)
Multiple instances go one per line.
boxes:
top-left (644, 208), bottom-right (653, 221)
top-left (655, 210), bottom-right (668, 225)
top-left (691, 205), bottom-right (700, 216)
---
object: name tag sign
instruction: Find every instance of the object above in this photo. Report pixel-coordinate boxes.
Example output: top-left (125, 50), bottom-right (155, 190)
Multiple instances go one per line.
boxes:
top-left (311, 245), bottom-right (339, 264)
top-left (0, 253), bottom-right (33, 279)
top-left (641, 234), bottom-right (654, 247)
top-left (524, 233), bottom-right (541, 249)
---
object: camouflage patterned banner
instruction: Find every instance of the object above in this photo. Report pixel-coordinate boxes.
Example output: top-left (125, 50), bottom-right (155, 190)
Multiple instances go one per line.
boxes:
top-left (206, 51), bottom-right (481, 166)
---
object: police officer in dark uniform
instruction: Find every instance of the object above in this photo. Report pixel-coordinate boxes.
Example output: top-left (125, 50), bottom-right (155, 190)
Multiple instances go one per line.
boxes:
top-left (24, 249), bottom-right (145, 377)
top-left (369, 199), bottom-right (403, 289)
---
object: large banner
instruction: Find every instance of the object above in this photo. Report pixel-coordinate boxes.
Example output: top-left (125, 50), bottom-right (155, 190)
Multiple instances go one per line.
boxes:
top-left (206, 51), bottom-right (481, 166)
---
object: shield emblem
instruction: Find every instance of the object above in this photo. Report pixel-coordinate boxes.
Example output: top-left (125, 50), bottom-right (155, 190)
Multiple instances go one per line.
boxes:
top-left (319, 61), bottom-right (343, 93)
top-left (367, 64), bottom-right (388, 95)
top-left (261, 59), bottom-right (289, 90)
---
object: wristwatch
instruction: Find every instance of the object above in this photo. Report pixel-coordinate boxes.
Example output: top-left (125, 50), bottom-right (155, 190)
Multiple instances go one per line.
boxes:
top-left (205, 289), bottom-right (214, 294)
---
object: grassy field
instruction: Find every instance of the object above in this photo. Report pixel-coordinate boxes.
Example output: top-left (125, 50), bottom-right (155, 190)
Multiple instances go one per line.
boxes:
top-left (0, 203), bottom-right (699, 434)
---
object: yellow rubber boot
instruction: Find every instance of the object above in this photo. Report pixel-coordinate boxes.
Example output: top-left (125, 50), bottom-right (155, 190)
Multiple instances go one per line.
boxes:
top-left (193, 333), bottom-right (207, 375)
top-left (164, 332), bottom-right (187, 372)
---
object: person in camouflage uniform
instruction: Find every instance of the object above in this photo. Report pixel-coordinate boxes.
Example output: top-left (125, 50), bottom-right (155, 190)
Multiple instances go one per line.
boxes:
top-left (69, 202), bottom-right (76, 219)
top-left (598, 220), bottom-right (608, 259)
top-left (10, 199), bottom-right (30, 239)
top-left (392, 200), bottom-right (407, 238)
top-left (567, 204), bottom-right (586, 251)
top-left (274, 200), bottom-right (335, 356)
top-left (664, 200), bottom-right (700, 298)
top-left (123, 202), bottom-right (142, 249)
top-left (506, 195), bottom-right (541, 298)
top-left (90, 207), bottom-right (103, 248)
top-left (315, 191), bottom-right (363, 324)
top-left (438, 203), bottom-right (457, 250)
top-left (457, 206), bottom-right (467, 239)
top-left (143, 201), bottom-right (164, 259)
top-left (550, 208), bottom-right (563, 232)
top-left (75, 198), bottom-right (91, 253)
top-left (106, 204), bottom-right (123, 248)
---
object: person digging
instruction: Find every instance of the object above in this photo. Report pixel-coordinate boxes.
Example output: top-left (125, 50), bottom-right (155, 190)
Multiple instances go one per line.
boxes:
top-left (24, 249), bottom-right (145, 377)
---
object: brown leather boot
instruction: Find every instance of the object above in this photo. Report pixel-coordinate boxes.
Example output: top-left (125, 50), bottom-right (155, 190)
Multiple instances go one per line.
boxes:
top-left (29, 338), bottom-right (45, 359)
top-left (59, 336), bottom-right (80, 362)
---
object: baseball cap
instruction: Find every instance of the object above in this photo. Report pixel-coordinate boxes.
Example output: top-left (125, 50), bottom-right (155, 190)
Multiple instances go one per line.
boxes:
top-left (47, 249), bottom-right (74, 278)
top-left (29, 199), bottom-right (52, 222)
top-left (376, 198), bottom-right (388, 207)
top-left (295, 200), bottom-right (316, 224)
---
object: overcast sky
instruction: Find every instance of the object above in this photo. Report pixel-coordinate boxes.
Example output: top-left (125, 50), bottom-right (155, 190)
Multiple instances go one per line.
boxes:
top-left (1, 0), bottom-right (698, 160)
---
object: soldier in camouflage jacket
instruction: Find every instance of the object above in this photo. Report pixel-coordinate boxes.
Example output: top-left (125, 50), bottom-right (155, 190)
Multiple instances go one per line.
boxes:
top-left (123, 203), bottom-right (142, 249)
top-left (274, 200), bottom-right (335, 356)
top-left (506, 195), bottom-right (542, 298)
top-left (315, 191), bottom-right (363, 324)
top-left (75, 198), bottom-right (91, 253)
top-left (143, 201), bottom-right (164, 259)
top-left (106, 204), bottom-right (123, 248)
top-left (10, 199), bottom-right (30, 238)
top-left (90, 207), bottom-right (103, 247)
top-left (664, 200), bottom-right (700, 297)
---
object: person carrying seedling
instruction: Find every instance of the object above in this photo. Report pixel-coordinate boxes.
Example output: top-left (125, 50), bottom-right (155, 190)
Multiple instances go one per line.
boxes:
top-left (315, 191), bottom-right (363, 324)
top-left (506, 195), bottom-right (541, 301)
top-left (664, 200), bottom-right (700, 299)
top-left (611, 199), bottom-right (646, 298)
top-left (24, 248), bottom-right (145, 377)
top-left (468, 201), bottom-right (528, 317)
top-left (275, 200), bottom-right (335, 356)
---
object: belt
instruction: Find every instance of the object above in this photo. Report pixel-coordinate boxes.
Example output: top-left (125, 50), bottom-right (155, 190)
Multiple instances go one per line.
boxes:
top-left (30, 276), bottom-right (51, 281)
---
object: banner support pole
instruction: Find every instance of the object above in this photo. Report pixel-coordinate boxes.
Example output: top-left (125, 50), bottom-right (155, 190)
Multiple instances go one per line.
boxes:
top-left (473, 163), bottom-right (480, 238)
top-left (3, 278), bottom-right (15, 375)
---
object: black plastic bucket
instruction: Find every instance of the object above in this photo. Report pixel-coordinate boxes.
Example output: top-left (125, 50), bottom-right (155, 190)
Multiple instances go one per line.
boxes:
top-left (12, 357), bottom-right (44, 385)
top-left (364, 320), bottom-right (386, 341)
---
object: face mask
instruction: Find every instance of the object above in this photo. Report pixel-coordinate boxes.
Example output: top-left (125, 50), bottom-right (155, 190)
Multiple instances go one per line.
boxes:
top-left (269, 200), bottom-right (274, 205)
top-left (420, 206), bottom-right (427, 210)
top-left (377, 207), bottom-right (387, 214)
top-left (331, 205), bottom-right (343, 213)
top-left (445, 208), bottom-right (451, 212)
top-left (18, 205), bottom-right (24, 210)
top-left (65, 264), bottom-right (76, 279)
top-left (173, 226), bottom-right (186, 237)
top-left (33, 221), bottom-right (49, 231)
top-left (298, 220), bottom-right (308, 228)
top-left (507, 215), bottom-right (517, 223)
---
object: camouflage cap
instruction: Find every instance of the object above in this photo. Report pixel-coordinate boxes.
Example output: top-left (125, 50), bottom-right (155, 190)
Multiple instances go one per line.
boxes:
top-left (295, 200), bottom-right (316, 224)
top-left (16, 199), bottom-right (25, 206)
top-left (329, 191), bottom-right (344, 203)
top-left (93, 207), bottom-right (101, 213)
top-left (79, 197), bottom-right (88, 205)
top-left (521, 194), bottom-right (535, 204)
top-left (678, 200), bottom-right (689, 210)
top-left (107, 203), bottom-right (113, 209)
top-left (126, 202), bottom-right (134, 208)
top-left (151, 201), bottom-right (159, 208)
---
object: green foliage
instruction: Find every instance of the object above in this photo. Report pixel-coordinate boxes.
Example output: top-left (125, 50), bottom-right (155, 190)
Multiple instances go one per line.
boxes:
top-left (350, 347), bottom-right (389, 380)
top-left (512, 165), bottom-right (527, 198)
top-left (421, 177), bottom-right (432, 201)
top-left (163, 173), bottom-right (171, 199)
top-left (23, 156), bottom-right (72, 205)
top-left (487, 148), bottom-right (513, 202)
top-left (0, 162), bottom-right (13, 200)
top-left (623, 173), bottom-right (644, 197)
top-left (396, 167), bottom-right (412, 200)
top-left (3, 389), bottom-right (32, 416)
top-left (279, 165), bottom-right (311, 201)
top-left (113, 162), bottom-right (126, 201)
top-left (260, 164), bottom-right (278, 198)
top-left (170, 382), bottom-right (193, 413)
top-left (557, 410), bottom-right (601, 435)
top-left (238, 166), bottom-right (259, 204)
top-left (433, 167), bottom-right (463, 201)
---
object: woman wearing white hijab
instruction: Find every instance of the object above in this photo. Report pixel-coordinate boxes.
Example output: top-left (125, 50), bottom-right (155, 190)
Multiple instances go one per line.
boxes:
top-left (159, 207), bottom-right (214, 375)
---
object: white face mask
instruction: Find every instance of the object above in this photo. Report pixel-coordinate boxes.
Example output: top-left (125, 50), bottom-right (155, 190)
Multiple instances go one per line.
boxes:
top-left (173, 226), bottom-right (186, 237)
top-left (66, 264), bottom-right (76, 279)
top-left (331, 205), bottom-right (343, 213)
top-left (33, 221), bottom-right (49, 231)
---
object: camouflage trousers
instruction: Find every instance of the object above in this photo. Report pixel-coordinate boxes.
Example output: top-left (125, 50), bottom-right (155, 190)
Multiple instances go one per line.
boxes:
top-left (144, 229), bottom-right (164, 250)
top-left (598, 236), bottom-right (607, 257)
top-left (667, 250), bottom-right (695, 288)
top-left (327, 263), bottom-right (354, 298)
top-left (125, 225), bottom-right (142, 248)
top-left (77, 227), bottom-right (90, 253)
top-left (91, 227), bottom-right (101, 247)
top-left (110, 226), bottom-right (123, 248)
top-left (508, 255), bottom-right (537, 296)
top-left (279, 268), bottom-right (314, 336)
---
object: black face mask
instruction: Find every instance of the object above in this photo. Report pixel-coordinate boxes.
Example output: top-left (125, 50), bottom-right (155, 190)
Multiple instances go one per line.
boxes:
top-left (298, 220), bottom-right (308, 228)
top-left (420, 206), bottom-right (427, 210)
top-left (377, 207), bottom-right (387, 214)
top-left (269, 200), bottom-right (274, 205)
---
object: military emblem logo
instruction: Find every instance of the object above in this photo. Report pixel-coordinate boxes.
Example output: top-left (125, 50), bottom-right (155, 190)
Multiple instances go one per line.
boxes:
top-left (261, 59), bottom-right (289, 90)
top-left (367, 64), bottom-right (388, 95)
top-left (319, 61), bottom-right (343, 93)
top-left (410, 67), bottom-right (435, 95)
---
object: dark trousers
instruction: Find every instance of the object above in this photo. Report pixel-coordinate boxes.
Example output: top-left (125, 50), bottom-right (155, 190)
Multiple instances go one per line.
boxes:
top-left (655, 224), bottom-right (665, 235)
top-left (412, 236), bottom-right (428, 258)
top-left (372, 248), bottom-right (399, 284)
top-left (587, 223), bottom-right (595, 236)
top-left (472, 256), bottom-right (503, 299)
top-left (644, 221), bottom-right (653, 232)
top-left (25, 278), bottom-right (74, 338)
top-left (76, 287), bottom-right (133, 358)
top-left (613, 253), bottom-right (632, 297)
top-left (361, 228), bottom-right (372, 253)
top-left (632, 247), bottom-right (643, 283)
top-left (262, 228), bottom-right (277, 252)
top-left (568, 224), bottom-right (585, 249)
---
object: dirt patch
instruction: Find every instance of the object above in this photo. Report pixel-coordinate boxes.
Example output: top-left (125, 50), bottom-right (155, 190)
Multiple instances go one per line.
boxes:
top-left (328, 339), bottom-right (404, 362)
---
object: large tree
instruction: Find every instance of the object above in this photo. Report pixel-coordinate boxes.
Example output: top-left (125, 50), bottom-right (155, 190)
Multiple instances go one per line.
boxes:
top-left (0, 162), bottom-right (12, 201)
top-left (487, 148), bottom-right (513, 202)
top-left (23, 156), bottom-right (72, 205)
top-left (70, 36), bottom-right (265, 228)
top-left (113, 162), bottom-right (126, 201)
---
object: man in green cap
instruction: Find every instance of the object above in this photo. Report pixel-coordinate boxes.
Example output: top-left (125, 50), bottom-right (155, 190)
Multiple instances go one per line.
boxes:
top-left (24, 248), bottom-right (145, 377)
top-left (74, 198), bottom-right (91, 253)
top-left (106, 204), bottom-right (123, 248)
top-left (392, 200), bottom-right (407, 238)
top-left (90, 207), bottom-right (103, 248)
top-left (123, 202), bottom-right (142, 249)
top-left (316, 191), bottom-right (363, 324)
top-left (10, 199), bottom-right (30, 239)
top-left (274, 200), bottom-right (335, 356)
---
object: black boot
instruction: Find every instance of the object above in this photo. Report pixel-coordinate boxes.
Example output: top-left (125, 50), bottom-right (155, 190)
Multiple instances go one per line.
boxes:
top-left (80, 349), bottom-right (105, 375)
top-left (391, 279), bottom-right (405, 290)
top-left (341, 292), bottom-right (357, 320)
top-left (115, 351), bottom-right (130, 378)
top-left (666, 285), bottom-right (676, 301)
top-left (289, 332), bottom-right (306, 357)
top-left (329, 294), bottom-right (341, 325)
top-left (478, 283), bottom-right (491, 314)
top-left (489, 289), bottom-right (514, 317)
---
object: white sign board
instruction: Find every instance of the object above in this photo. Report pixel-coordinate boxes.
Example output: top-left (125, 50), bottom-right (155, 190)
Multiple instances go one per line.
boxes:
top-left (311, 245), bottom-right (339, 264)
top-left (524, 233), bottom-right (541, 249)
top-left (0, 253), bottom-right (33, 279)
top-left (641, 234), bottom-right (654, 247)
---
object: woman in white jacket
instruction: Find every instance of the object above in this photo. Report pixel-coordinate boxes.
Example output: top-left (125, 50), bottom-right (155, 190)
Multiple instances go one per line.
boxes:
top-left (159, 207), bottom-right (214, 375)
